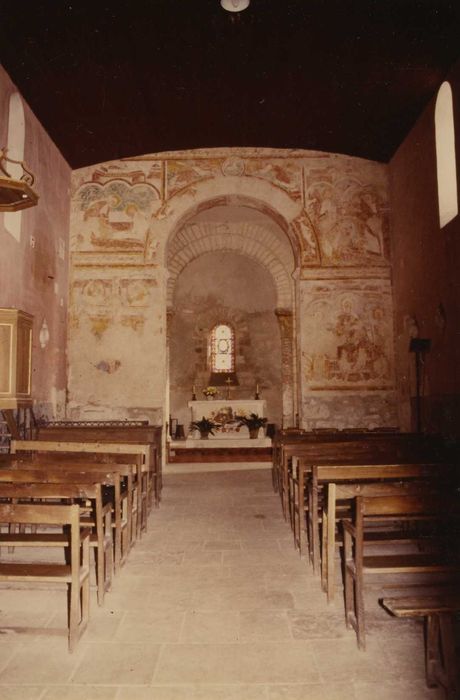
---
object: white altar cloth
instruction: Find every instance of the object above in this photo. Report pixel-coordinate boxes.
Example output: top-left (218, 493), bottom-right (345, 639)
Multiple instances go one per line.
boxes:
top-left (188, 399), bottom-right (267, 440)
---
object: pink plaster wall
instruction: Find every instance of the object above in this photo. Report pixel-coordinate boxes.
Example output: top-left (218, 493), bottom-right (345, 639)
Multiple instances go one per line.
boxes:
top-left (389, 59), bottom-right (460, 436)
top-left (0, 66), bottom-right (71, 418)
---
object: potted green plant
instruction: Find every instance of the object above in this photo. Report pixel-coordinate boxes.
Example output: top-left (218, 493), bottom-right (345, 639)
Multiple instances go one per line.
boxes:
top-left (235, 413), bottom-right (267, 439)
top-left (190, 416), bottom-right (218, 439)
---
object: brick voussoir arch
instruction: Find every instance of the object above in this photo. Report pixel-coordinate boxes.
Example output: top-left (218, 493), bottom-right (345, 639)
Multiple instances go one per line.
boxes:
top-left (167, 223), bottom-right (294, 308)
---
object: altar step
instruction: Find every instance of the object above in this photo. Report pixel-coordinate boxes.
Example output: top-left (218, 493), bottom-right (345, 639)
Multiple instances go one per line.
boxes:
top-left (168, 442), bottom-right (272, 463)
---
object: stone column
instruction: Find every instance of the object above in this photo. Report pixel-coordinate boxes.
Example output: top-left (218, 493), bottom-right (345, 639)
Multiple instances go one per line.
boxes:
top-left (165, 307), bottom-right (175, 345)
top-left (275, 308), bottom-right (295, 426)
top-left (165, 308), bottom-right (175, 438)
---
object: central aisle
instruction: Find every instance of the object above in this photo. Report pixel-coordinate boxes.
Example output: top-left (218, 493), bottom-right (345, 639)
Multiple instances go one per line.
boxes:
top-left (0, 468), bottom-right (442, 699)
top-left (96, 468), bottom-right (441, 699)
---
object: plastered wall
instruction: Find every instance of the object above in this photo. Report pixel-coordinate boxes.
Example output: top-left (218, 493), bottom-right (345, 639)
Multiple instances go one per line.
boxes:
top-left (0, 66), bottom-right (71, 419)
top-left (389, 59), bottom-right (460, 436)
top-left (69, 148), bottom-right (395, 429)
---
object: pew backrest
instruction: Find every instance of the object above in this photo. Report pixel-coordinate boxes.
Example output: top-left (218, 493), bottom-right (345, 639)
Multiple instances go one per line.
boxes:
top-left (11, 439), bottom-right (150, 465)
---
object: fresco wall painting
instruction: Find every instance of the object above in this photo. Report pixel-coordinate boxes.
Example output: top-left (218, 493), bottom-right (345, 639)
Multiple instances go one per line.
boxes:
top-left (68, 148), bottom-right (395, 429)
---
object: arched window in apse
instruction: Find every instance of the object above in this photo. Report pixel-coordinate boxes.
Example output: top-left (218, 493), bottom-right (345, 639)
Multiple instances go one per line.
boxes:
top-left (209, 324), bottom-right (235, 373)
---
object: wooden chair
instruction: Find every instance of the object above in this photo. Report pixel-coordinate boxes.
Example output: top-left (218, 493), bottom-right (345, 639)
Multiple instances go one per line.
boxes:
top-left (0, 480), bottom-right (112, 606)
top-left (0, 502), bottom-right (90, 651)
top-left (343, 493), bottom-right (460, 650)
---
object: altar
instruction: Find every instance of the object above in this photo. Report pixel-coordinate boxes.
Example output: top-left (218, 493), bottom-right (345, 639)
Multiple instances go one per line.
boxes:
top-left (187, 399), bottom-right (271, 446)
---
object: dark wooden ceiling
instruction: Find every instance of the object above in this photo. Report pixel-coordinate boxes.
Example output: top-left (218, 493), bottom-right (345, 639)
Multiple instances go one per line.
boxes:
top-left (1, 0), bottom-right (459, 169)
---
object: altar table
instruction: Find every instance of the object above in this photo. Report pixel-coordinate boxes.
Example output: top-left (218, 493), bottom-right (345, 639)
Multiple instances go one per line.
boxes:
top-left (188, 399), bottom-right (267, 440)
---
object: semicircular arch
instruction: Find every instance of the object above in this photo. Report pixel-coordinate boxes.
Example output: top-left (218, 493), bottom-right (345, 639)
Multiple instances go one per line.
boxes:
top-left (166, 218), bottom-right (295, 308)
top-left (162, 178), bottom-right (303, 262)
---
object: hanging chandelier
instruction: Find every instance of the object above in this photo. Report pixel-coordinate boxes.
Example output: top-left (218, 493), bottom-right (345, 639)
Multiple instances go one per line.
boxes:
top-left (220, 0), bottom-right (250, 12)
top-left (0, 147), bottom-right (38, 211)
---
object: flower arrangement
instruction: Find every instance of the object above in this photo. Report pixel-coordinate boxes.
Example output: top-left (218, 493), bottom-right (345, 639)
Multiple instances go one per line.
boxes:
top-left (202, 386), bottom-right (218, 398)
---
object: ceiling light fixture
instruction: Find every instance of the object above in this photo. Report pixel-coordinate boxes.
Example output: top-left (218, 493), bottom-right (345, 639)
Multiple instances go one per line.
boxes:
top-left (221, 0), bottom-right (250, 12)
top-left (0, 148), bottom-right (39, 211)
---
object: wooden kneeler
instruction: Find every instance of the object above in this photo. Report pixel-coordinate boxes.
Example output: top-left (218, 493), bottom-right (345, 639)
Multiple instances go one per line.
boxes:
top-left (0, 503), bottom-right (90, 651)
top-left (382, 594), bottom-right (460, 699)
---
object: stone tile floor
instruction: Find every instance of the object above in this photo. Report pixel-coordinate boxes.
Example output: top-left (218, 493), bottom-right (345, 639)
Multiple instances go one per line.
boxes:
top-left (0, 466), bottom-right (447, 699)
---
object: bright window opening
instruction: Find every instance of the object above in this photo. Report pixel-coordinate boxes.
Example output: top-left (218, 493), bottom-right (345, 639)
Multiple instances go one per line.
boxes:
top-left (4, 92), bottom-right (26, 241)
top-left (209, 324), bottom-right (235, 373)
top-left (435, 81), bottom-right (458, 228)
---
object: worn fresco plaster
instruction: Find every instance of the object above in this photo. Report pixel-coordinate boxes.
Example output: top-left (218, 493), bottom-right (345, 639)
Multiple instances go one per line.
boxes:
top-left (302, 391), bottom-right (398, 431)
top-left (68, 147), bottom-right (394, 428)
top-left (300, 279), bottom-right (394, 391)
top-left (299, 278), bottom-right (396, 429)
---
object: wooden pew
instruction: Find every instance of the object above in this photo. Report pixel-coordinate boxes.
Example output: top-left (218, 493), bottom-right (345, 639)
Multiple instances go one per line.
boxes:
top-left (290, 445), bottom-right (406, 554)
top-left (36, 423), bottom-right (163, 507)
top-left (0, 479), bottom-right (112, 606)
top-left (319, 464), bottom-right (456, 601)
top-left (343, 493), bottom-right (460, 650)
top-left (1, 459), bottom-right (132, 570)
top-left (288, 435), bottom-right (447, 553)
top-left (308, 461), bottom-right (456, 584)
top-left (10, 440), bottom-right (150, 538)
top-left (279, 432), bottom-right (430, 519)
top-left (17, 452), bottom-right (138, 551)
top-left (0, 502), bottom-right (90, 651)
top-left (272, 428), bottom-right (306, 492)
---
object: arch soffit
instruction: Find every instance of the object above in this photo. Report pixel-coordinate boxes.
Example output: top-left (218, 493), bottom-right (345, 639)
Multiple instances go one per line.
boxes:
top-left (166, 222), bottom-right (293, 308)
top-left (164, 181), bottom-right (303, 309)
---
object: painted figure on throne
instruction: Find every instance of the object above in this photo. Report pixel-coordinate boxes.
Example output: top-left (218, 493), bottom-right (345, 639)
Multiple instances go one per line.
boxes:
top-left (302, 291), bottom-right (392, 388)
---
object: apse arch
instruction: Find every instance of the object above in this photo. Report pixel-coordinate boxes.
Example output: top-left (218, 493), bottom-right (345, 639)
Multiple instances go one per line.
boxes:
top-left (165, 195), bottom-right (299, 426)
top-left (165, 194), bottom-right (299, 309)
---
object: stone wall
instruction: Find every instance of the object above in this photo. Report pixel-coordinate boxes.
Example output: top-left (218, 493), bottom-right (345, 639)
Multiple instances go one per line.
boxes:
top-left (169, 251), bottom-right (282, 431)
top-left (0, 66), bottom-right (71, 420)
top-left (68, 148), bottom-right (395, 429)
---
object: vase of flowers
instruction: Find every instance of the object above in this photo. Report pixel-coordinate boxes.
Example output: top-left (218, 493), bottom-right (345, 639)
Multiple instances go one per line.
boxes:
top-left (235, 413), bottom-right (267, 439)
top-left (202, 386), bottom-right (218, 400)
top-left (190, 417), bottom-right (218, 440)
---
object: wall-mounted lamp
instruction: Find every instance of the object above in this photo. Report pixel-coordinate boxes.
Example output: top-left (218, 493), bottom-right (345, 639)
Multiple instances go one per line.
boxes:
top-left (39, 318), bottom-right (50, 349)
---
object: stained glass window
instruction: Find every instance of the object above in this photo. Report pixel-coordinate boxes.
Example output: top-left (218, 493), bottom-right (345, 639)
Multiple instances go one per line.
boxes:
top-left (210, 324), bottom-right (235, 373)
